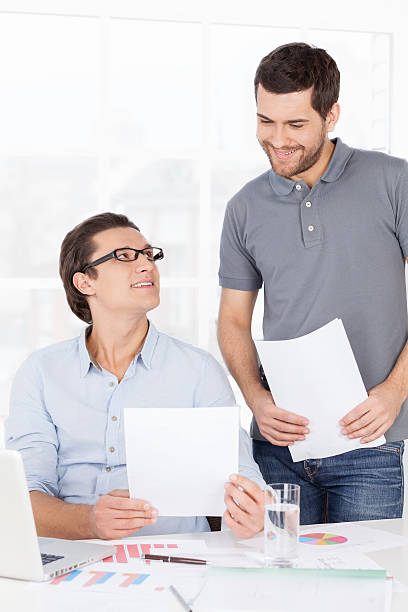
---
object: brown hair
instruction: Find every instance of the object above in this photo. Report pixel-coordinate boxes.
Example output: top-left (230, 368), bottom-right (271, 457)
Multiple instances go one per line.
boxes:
top-left (254, 42), bottom-right (340, 119)
top-left (59, 212), bottom-right (140, 324)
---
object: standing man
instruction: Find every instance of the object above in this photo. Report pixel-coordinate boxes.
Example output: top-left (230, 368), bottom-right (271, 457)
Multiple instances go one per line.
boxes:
top-left (218, 42), bottom-right (408, 524)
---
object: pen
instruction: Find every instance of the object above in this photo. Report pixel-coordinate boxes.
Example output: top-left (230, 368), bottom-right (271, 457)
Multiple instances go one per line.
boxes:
top-left (142, 553), bottom-right (209, 565)
top-left (169, 585), bottom-right (192, 612)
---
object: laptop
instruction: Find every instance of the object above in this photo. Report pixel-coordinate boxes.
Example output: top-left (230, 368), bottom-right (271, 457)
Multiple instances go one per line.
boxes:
top-left (0, 449), bottom-right (116, 581)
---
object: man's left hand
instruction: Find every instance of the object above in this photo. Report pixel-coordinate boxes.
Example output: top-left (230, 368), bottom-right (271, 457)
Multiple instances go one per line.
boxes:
top-left (223, 474), bottom-right (264, 538)
top-left (340, 379), bottom-right (404, 443)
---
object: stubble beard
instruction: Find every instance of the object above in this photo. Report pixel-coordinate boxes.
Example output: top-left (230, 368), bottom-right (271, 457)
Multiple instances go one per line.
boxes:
top-left (260, 124), bottom-right (327, 179)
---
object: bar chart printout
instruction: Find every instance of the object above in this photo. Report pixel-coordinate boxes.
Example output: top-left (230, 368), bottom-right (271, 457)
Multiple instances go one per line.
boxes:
top-left (103, 542), bottom-right (180, 563)
top-left (50, 569), bottom-right (152, 590)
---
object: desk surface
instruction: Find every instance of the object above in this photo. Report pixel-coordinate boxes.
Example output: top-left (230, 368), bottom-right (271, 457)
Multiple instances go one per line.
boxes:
top-left (1, 518), bottom-right (407, 611)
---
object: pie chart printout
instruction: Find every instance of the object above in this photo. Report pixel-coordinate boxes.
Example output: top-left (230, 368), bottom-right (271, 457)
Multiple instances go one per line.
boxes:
top-left (299, 533), bottom-right (348, 545)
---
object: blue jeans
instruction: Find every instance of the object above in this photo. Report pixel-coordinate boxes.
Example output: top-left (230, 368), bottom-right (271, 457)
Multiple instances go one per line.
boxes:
top-left (253, 440), bottom-right (405, 524)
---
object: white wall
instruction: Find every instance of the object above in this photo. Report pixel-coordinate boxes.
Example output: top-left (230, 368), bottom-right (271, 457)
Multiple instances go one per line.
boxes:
top-left (0, 0), bottom-right (407, 511)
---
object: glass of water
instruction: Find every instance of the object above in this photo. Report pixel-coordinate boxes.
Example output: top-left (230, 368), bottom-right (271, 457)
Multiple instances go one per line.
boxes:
top-left (264, 483), bottom-right (300, 567)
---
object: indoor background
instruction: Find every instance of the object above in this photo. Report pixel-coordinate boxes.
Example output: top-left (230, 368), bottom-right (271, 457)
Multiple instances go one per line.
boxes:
top-left (0, 0), bottom-right (406, 504)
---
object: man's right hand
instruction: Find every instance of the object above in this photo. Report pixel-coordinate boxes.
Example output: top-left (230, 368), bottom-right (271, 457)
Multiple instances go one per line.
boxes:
top-left (90, 489), bottom-right (158, 540)
top-left (251, 389), bottom-right (309, 446)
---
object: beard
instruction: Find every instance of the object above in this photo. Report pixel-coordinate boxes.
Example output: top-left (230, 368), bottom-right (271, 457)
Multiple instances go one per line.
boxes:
top-left (260, 124), bottom-right (326, 178)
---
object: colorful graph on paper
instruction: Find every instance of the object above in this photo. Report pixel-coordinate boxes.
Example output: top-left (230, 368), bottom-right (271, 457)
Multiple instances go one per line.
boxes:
top-left (51, 570), bottom-right (153, 589)
top-left (300, 533), bottom-right (348, 545)
top-left (103, 542), bottom-right (180, 563)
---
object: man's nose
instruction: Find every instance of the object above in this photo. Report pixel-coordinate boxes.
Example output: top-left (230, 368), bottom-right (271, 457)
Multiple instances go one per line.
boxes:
top-left (134, 253), bottom-right (154, 272)
top-left (270, 125), bottom-right (292, 149)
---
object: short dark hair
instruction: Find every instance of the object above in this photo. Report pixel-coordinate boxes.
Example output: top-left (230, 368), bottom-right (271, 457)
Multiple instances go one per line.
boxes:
top-left (254, 42), bottom-right (340, 119)
top-left (59, 212), bottom-right (140, 324)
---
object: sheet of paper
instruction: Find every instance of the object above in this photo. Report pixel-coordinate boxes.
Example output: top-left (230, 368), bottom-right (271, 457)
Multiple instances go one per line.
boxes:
top-left (124, 406), bottom-right (239, 516)
top-left (91, 539), bottom-right (208, 568)
top-left (255, 318), bottom-right (385, 461)
top-left (194, 566), bottom-right (389, 612)
top-left (298, 523), bottom-right (408, 555)
top-left (240, 522), bottom-right (408, 556)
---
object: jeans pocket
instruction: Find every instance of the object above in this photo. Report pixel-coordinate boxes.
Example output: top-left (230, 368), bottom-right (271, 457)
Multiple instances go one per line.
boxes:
top-left (372, 441), bottom-right (404, 455)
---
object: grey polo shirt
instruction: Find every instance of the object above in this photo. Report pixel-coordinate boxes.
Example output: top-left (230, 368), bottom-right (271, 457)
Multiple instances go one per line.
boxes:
top-left (219, 138), bottom-right (408, 443)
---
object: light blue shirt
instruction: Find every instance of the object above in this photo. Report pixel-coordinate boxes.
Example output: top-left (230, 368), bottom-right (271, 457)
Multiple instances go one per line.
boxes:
top-left (6, 321), bottom-right (264, 535)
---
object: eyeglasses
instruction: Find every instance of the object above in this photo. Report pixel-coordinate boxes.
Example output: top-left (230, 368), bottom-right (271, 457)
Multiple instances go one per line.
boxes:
top-left (81, 246), bottom-right (164, 273)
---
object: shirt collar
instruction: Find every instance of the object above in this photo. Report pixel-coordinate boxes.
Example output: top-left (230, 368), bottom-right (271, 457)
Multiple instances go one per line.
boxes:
top-left (78, 326), bottom-right (94, 378)
top-left (138, 320), bottom-right (159, 370)
top-left (78, 320), bottom-right (159, 377)
top-left (268, 137), bottom-right (353, 196)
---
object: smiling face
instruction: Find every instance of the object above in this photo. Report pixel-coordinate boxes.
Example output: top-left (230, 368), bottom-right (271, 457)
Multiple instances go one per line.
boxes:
top-left (73, 226), bottom-right (160, 321)
top-left (256, 84), bottom-right (339, 183)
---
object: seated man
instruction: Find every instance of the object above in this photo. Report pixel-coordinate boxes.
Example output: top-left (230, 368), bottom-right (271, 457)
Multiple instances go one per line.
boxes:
top-left (6, 212), bottom-right (265, 540)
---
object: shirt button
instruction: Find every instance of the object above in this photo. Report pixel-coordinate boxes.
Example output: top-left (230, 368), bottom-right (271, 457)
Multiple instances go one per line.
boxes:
top-left (111, 416), bottom-right (117, 422)
top-left (109, 446), bottom-right (115, 453)
top-left (305, 201), bottom-right (312, 207)
top-left (109, 381), bottom-right (115, 387)
top-left (308, 225), bottom-right (314, 232)
top-left (295, 184), bottom-right (302, 190)
top-left (106, 467), bottom-right (111, 472)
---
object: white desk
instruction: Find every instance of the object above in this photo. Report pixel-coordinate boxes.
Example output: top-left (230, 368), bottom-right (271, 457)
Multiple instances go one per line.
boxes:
top-left (1, 519), bottom-right (407, 611)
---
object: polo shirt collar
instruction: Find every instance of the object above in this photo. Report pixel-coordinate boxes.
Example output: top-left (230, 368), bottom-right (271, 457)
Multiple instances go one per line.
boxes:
top-left (268, 137), bottom-right (353, 195)
top-left (78, 320), bottom-right (159, 377)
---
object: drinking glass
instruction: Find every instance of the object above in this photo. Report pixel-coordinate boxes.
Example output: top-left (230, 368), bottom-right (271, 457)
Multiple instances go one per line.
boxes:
top-left (264, 483), bottom-right (300, 567)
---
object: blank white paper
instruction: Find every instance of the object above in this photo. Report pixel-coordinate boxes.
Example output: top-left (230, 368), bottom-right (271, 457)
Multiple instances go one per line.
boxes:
top-left (255, 319), bottom-right (385, 461)
top-left (124, 406), bottom-right (239, 516)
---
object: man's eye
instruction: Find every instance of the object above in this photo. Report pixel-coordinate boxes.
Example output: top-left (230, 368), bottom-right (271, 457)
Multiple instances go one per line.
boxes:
top-left (290, 124), bottom-right (303, 129)
top-left (144, 249), bottom-right (154, 259)
top-left (260, 119), bottom-right (272, 124)
top-left (118, 252), bottom-right (131, 260)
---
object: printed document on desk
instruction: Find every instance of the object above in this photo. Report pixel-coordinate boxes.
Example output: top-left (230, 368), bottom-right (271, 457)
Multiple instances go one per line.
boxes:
top-left (125, 406), bottom-right (239, 516)
top-left (255, 319), bottom-right (385, 462)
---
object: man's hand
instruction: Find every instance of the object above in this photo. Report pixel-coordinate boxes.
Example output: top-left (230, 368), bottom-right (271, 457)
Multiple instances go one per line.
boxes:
top-left (90, 489), bottom-right (158, 540)
top-left (251, 389), bottom-right (309, 446)
top-left (340, 379), bottom-right (404, 444)
top-left (223, 474), bottom-right (264, 539)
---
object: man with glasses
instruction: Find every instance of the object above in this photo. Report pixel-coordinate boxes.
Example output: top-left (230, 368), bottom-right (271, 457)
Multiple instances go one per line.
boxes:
top-left (6, 212), bottom-right (265, 540)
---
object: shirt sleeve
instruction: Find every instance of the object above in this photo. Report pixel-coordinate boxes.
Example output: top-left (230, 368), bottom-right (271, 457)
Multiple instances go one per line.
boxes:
top-left (5, 354), bottom-right (59, 497)
top-left (195, 352), bottom-right (265, 490)
top-left (218, 199), bottom-right (263, 291)
top-left (394, 160), bottom-right (408, 257)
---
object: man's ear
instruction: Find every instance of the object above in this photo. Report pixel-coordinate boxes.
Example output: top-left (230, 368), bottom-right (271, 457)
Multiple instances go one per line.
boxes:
top-left (326, 102), bottom-right (340, 133)
top-left (72, 272), bottom-right (96, 297)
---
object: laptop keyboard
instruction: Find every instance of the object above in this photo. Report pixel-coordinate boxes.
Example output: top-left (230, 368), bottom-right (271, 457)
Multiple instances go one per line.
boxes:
top-left (41, 553), bottom-right (64, 565)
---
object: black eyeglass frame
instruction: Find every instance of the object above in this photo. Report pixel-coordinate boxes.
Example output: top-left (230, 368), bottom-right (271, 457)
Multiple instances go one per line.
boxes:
top-left (81, 247), bottom-right (164, 273)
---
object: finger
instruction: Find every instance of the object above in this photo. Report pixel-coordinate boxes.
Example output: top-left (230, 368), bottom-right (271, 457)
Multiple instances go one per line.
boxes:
top-left (262, 433), bottom-right (294, 447)
top-left (111, 517), bottom-right (158, 530)
top-left (360, 425), bottom-right (388, 444)
top-left (224, 486), bottom-right (257, 514)
top-left (272, 420), bottom-right (310, 435)
top-left (227, 475), bottom-right (264, 504)
top-left (342, 411), bottom-right (376, 435)
top-left (223, 509), bottom-right (245, 532)
top-left (224, 497), bottom-right (250, 525)
top-left (223, 509), bottom-right (257, 538)
top-left (105, 496), bottom-right (153, 511)
top-left (106, 508), bottom-right (158, 520)
top-left (346, 418), bottom-right (384, 439)
top-left (260, 425), bottom-right (305, 441)
top-left (273, 407), bottom-right (309, 426)
top-left (340, 401), bottom-right (370, 426)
